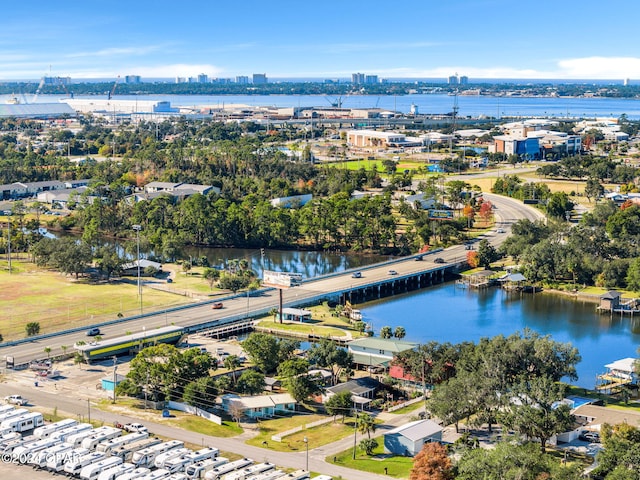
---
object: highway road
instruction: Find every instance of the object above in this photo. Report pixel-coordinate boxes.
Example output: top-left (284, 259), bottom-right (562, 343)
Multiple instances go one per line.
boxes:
top-left (0, 193), bottom-right (544, 366)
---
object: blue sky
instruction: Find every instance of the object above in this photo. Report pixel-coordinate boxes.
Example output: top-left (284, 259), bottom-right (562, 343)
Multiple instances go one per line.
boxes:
top-left (1, 0), bottom-right (639, 81)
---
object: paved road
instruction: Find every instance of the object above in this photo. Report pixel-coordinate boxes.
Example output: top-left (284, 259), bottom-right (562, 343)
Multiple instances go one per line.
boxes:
top-left (0, 193), bottom-right (544, 366)
top-left (0, 382), bottom-right (396, 480)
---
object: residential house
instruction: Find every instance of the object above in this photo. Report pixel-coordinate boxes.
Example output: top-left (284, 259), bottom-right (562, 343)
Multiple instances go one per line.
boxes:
top-left (384, 419), bottom-right (443, 456)
top-left (347, 337), bottom-right (418, 369)
top-left (322, 377), bottom-right (381, 409)
top-left (221, 393), bottom-right (296, 419)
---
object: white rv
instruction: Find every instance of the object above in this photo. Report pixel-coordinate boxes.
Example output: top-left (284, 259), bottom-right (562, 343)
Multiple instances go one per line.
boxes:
top-left (245, 470), bottom-right (284, 480)
top-left (64, 451), bottom-right (106, 476)
top-left (67, 427), bottom-right (100, 448)
top-left (97, 462), bottom-right (135, 480)
top-left (12, 436), bottom-right (60, 462)
top-left (153, 447), bottom-right (191, 469)
top-left (136, 468), bottom-right (171, 480)
top-left (50, 423), bottom-right (93, 442)
top-left (204, 458), bottom-right (253, 480)
top-left (115, 467), bottom-right (151, 480)
top-left (0, 431), bottom-right (21, 445)
top-left (223, 463), bottom-right (275, 480)
top-left (79, 455), bottom-right (123, 480)
top-left (184, 457), bottom-right (229, 479)
top-left (49, 446), bottom-right (89, 472)
top-left (96, 431), bottom-right (149, 454)
top-left (30, 441), bottom-right (72, 468)
top-left (0, 405), bottom-right (15, 416)
top-left (34, 418), bottom-right (77, 438)
top-left (1, 411), bottom-right (44, 432)
top-left (278, 470), bottom-right (310, 480)
top-left (81, 426), bottom-right (122, 450)
top-left (112, 437), bottom-right (162, 461)
top-left (0, 408), bottom-right (29, 423)
top-left (164, 447), bottom-right (218, 474)
top-left (132, 440), bottom-right (184, 468)
top-left (0, 434), bottom-right (37, 454)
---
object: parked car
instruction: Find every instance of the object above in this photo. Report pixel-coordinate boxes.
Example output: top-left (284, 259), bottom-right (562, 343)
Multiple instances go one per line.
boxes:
top-left (496, 228), bottom-right (505, 233)
top-left (211, 302), bottom-right (223, 309)
top-left (123, 423), bottom-right (148, 433)
top-left (4, 395), bottom-right (27, 406)
top-left (434, 257), bottom-right (446, 264)
top-left (388, 270), bottom-right (398, 276)
top-left (352, 271), bottom-right (362, 279)
top-left (579, 431), bottom-right (600, 443)
top-left (465, 243), bottom-right (474, 250)
top-left (86, 328), bottom-right (101, 336)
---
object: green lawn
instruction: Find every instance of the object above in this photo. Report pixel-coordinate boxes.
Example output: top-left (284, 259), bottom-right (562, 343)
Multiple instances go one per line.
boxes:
top-left (0, 259), bottom-right (189, 340)
top-left (246, 415), bottom-right (358, 452)
top-left (327, 435), bottom-right (413, 478)
top-left (387, 401), bottom-right (425, 415)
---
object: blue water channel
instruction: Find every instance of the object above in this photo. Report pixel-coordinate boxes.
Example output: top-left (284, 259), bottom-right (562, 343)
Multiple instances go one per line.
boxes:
top-left (360, 283), bottom-right (640, 389)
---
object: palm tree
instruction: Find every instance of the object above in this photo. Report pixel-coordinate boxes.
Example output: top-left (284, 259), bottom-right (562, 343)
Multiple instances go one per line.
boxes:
top-left (379, 326), bottom-right (392, 339)
top-left (394, 326), bottom-right (406, 339)
top-left (269, 308), bottom-right (278, 323)
top-left (224, 355), bottom-right (242, 384)
top-left (44, 346), bottom-right (52, 359)
top-left (60, 345), bottom-right (68, 356)
top-left (356, 413), bottom-right (376, 439)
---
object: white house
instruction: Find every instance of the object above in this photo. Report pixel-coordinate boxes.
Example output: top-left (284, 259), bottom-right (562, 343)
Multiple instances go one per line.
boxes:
top-left (221, 393), bottom-right (296, 419)
top-left (347, 337), bottom-right (418, 368)
top-left (384, 419), bottom-right (443, 456)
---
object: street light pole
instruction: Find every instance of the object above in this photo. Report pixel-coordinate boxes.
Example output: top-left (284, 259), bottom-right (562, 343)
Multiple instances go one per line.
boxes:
top-left (132, 225), bottom-right (142, 313)
top-left (303, 436), bottom-right (308, 471)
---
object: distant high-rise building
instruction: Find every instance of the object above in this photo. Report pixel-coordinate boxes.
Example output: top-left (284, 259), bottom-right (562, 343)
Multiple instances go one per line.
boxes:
top-left (624, 78), bottom-right (630, 86)
top-left (448, 75), bottom-right (458, 85)
top-left (365, 75), bottom-right (378, 84)
top-left (197, 73), bottom-right (209, 84)
top-left (175, 77), bottom-right (186, 84)
top-left (459, 76), bottom-right (468, 85)
top-left (352, 73), bottom-right (365, 84)
top-left (252, 73), bottom-right (268, 84)
top-left (448, 74), bottom-right (469, 85)
top-left (125, 75), bottom-right (141, 84)
top-left (43, 76), bottom-right (71, 85)
top-left (236, 76), bottom-right (249, 84)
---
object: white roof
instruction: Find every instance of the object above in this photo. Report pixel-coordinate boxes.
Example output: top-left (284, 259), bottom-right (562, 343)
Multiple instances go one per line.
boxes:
top-left (385, 419), bottom-right (442, 442)
top-left (605, 358), bottom-right (638, 373)
top-left (225, 393), bottom-right (296, 409)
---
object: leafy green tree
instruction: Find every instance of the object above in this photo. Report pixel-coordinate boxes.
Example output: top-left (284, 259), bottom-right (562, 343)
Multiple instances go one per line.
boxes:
top-left (216, 375), bottom-right (232, 393)
top-left (285, 375), bottom-right (322, 403)
top-left (25, 322), bottom-right (40, 337)
top-left (379, 326), bottom-right (393, 339)
top-left (359, 438), bottom-right (378, 456)
top-left (242, 333), bottom-right (280, 374)
top-left (307, 339), bottom-right (353, 385)
top-left (325, 390), bottom-right (352, 421)
top-left (203, 268), bottom-right (221, 290)
top-left (499, 375), bottom-right (574, 453)
top-left (183, 377), bottom-right (218, 411)
top-left (428, 375), bottom-right (474, 433)
top-left (51, 237), bottom-right (93, 279)
top-left (223, 354), bottom-right (242, 383)
top-left (546, 192), bottom-right (574, 220)
top-left (627, 258), bottom-right (640, 293)
top-left (585, 178), bottom-right (605, 203)
top-left (476, 239), bottom-right (499, 268)
top-left (236, 370), bottom-right (266, 395)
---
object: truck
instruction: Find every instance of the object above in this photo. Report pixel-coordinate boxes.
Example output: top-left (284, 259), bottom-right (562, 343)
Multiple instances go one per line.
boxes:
top-left (204, 458), bottom-right (253, 480)
top-left (4, 394), bottom-right (28, 405)
top-left (184, 457), bottom-right (229, 479)
top-left (48, 446), bottom-right (89, 472)
top-left (96, 431), bottom-right (148, 454)
top-left (81, 426), bottom-right (122, 450)
top-left (164, 447), bottom-right (218, 474)
top-left (96, 462), bottom-right (135, 480)
top-left (79, 455), bottom-right (123, 480)
top-left (132, 440), bottom-right (184, 468)
top-left (63, 451), bottom-right (106, 476)
top-left (1, 411), bottom-right (44, 432)
top-left (112, 437), bottom-right (162, 461)
top-left (34, 418), bottom-right (77, 439)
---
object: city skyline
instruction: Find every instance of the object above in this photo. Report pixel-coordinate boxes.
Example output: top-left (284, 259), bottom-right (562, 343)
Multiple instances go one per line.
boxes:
top-left (1, 1), bottom-right (639, 82)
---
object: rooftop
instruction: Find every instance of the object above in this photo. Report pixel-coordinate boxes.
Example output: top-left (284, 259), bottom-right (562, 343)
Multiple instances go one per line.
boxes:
top-left (385, 419), bottom-right (443, 441)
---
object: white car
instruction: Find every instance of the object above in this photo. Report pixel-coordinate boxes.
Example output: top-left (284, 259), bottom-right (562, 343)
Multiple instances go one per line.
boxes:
top-left (123, 423), bottom-right (148, 433)
top-left (4, 395), bottom-right (27, 406)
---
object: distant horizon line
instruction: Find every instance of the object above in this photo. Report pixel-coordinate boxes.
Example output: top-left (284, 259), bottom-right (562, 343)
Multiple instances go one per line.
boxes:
top-left (0, 76), bottom-right (638, 86)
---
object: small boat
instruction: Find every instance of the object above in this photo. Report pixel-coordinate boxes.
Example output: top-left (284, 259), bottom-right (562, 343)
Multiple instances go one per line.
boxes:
top-left (211, 302), bottom-right (223, 310)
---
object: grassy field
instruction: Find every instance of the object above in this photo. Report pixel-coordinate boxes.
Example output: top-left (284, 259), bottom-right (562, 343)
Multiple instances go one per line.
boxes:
top-left (0, 258), bottom-right (191, 340)
top-left (327, 435), bottom-right (414, 478)
top-left (246, 414), bottom-right (359, 453)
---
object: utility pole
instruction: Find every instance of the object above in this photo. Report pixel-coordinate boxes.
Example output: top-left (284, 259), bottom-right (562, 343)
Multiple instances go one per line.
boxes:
top-left (112, 356), bottom-right (117, 404)
top-left (132, 225), bottom-right (142, 313)
top-left (6, 222), bottom-right (11, 274)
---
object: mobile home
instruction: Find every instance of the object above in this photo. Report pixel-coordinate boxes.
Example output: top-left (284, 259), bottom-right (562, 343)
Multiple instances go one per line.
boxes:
top-left (1, 411), bottom-right (44, 432)
top-left (64, 451), bottom-right (106, 476)
top-left (184, 457), bottom-right (229, 479)
top-left (34, 418), bottom-right (77, 438)
top-left (96, 431), bottom-right (148, 454)
top-left (81, 426), bottom-right (122, 450)
top-left (132, 440), bottom-right (184, 468)
top-left (204, 458), bottom-right (253, 480)
top-left (79, 455), bottom-right (123, 480)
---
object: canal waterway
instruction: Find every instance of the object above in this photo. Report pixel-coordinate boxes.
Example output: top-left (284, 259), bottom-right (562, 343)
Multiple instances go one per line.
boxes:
top-left (360, 283), bottom-right (640, 389)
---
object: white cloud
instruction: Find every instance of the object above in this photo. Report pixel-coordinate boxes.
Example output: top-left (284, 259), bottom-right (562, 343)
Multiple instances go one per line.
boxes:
top-left (557, 57), bottom-right (640, 79)
top-left (67, 45), bottom-right (168, 58)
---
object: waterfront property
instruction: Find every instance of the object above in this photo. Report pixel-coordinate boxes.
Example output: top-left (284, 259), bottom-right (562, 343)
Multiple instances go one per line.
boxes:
top-left (347, 337), bottom-right (418, 369)
top-left (595, 357), bottom-right (639, 393)
top-left (384, 419), bottom-right (443, 457)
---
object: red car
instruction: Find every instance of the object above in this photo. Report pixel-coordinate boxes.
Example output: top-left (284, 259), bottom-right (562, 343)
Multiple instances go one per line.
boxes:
top-left (212, 302), bottom-right (223, 309)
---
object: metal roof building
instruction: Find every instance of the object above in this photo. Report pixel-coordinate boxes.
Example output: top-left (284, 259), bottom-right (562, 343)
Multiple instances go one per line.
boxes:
top-left (0, 102), bottom-right (76, 118)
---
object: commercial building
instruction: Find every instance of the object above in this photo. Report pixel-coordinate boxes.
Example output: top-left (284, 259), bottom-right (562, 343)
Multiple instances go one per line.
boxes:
top-left (125, 75), bottom-right (141, 84)
top-left (347, 129), bottom-right (424, 149)
top-left (252, 73), bottom-right (268, 84)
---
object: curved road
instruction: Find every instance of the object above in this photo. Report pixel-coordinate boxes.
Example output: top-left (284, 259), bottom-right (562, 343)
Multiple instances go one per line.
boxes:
top-left (0, 193), bottom-right (544, 366)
